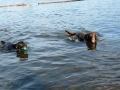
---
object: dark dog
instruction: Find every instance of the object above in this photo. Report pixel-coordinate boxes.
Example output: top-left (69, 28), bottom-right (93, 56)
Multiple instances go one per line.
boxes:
top-left (65, 30), bottom-right (97, 43)
top-left (0, 41), bottom-right (27, 52)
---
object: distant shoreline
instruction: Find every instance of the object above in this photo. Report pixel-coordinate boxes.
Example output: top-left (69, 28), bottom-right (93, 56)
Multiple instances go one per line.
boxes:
top-left (0, 0), bottom-right (83, 8)
top-left (38, 0), bottom-right (82, 5)
top-left (0, 3), bottom-right (30, 8)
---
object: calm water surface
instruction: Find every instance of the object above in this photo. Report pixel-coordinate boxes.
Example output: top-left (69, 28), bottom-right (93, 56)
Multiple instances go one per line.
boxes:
top-left (0, 0), bottom-right (120, 90)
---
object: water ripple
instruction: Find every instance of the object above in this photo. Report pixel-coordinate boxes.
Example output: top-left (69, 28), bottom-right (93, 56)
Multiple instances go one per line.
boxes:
top-left (0, 0), bottom-right (120, 90)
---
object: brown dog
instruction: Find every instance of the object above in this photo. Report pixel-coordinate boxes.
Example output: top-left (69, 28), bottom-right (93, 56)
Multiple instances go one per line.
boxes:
top-left (65, 30), bottom-right (97, 43)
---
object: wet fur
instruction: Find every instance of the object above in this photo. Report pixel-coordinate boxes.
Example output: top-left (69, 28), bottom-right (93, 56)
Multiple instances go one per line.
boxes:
top-left (65, 30), bottom-right (97, 43)
top-left (1, 41), bottom-right (27, 51)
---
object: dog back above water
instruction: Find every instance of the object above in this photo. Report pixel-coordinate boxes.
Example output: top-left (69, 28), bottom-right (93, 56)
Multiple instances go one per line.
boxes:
top-left (0, 41), bottom-right (15, 52)
top-left (0, 41), bottom-right (27, 52)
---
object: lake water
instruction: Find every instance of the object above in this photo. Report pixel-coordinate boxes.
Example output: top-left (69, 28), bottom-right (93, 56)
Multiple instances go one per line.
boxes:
top-left (0, 0), bottom-right (120, 90)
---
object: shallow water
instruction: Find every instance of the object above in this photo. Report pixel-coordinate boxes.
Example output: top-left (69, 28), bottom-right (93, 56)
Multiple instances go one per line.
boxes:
top-left (0, 0), bottom-right (120, 90)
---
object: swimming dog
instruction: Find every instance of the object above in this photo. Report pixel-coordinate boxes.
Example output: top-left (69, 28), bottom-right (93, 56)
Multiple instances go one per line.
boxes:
top-left (0, 41), bottom-right (27, 52)
top-left (65, 30), bottom-right (97, 43)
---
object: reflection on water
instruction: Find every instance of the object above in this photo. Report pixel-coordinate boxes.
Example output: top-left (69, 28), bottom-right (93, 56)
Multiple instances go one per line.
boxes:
top-left (86, 42), bottom-right (97, 50)
top-left (16, 49), bottom-right (28, 59)
top-left (0, 0), bottom-right (120, 90)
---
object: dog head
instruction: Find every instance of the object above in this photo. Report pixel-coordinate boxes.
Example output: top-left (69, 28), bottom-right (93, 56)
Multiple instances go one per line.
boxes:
top-left (15, 41), bottom-right (27, 50)
top-left (85, 32), bottom-right (97, 43)
top-left (16, 41), bottom-right (28, 59)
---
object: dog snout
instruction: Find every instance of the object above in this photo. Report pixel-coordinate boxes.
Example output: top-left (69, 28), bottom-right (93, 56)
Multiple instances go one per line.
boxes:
top-left (91, 37), bottom-right (96, 43)
top-left (92, 40), bottom-right (95, 43)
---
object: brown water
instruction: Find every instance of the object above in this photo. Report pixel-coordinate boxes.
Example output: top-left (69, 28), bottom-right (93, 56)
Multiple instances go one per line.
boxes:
top-left (0, 0), bottom-right (120, 90)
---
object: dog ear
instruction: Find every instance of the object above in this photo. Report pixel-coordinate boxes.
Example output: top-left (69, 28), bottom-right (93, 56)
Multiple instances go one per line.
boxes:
top-left (93, 33), bottom-right (97, 41)
top-left (1, 41), bottom-right (5, 44)
top-left (95, 34), bottom-right (97, 41)
top-left (15, 42), bottom-right (22, 49)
